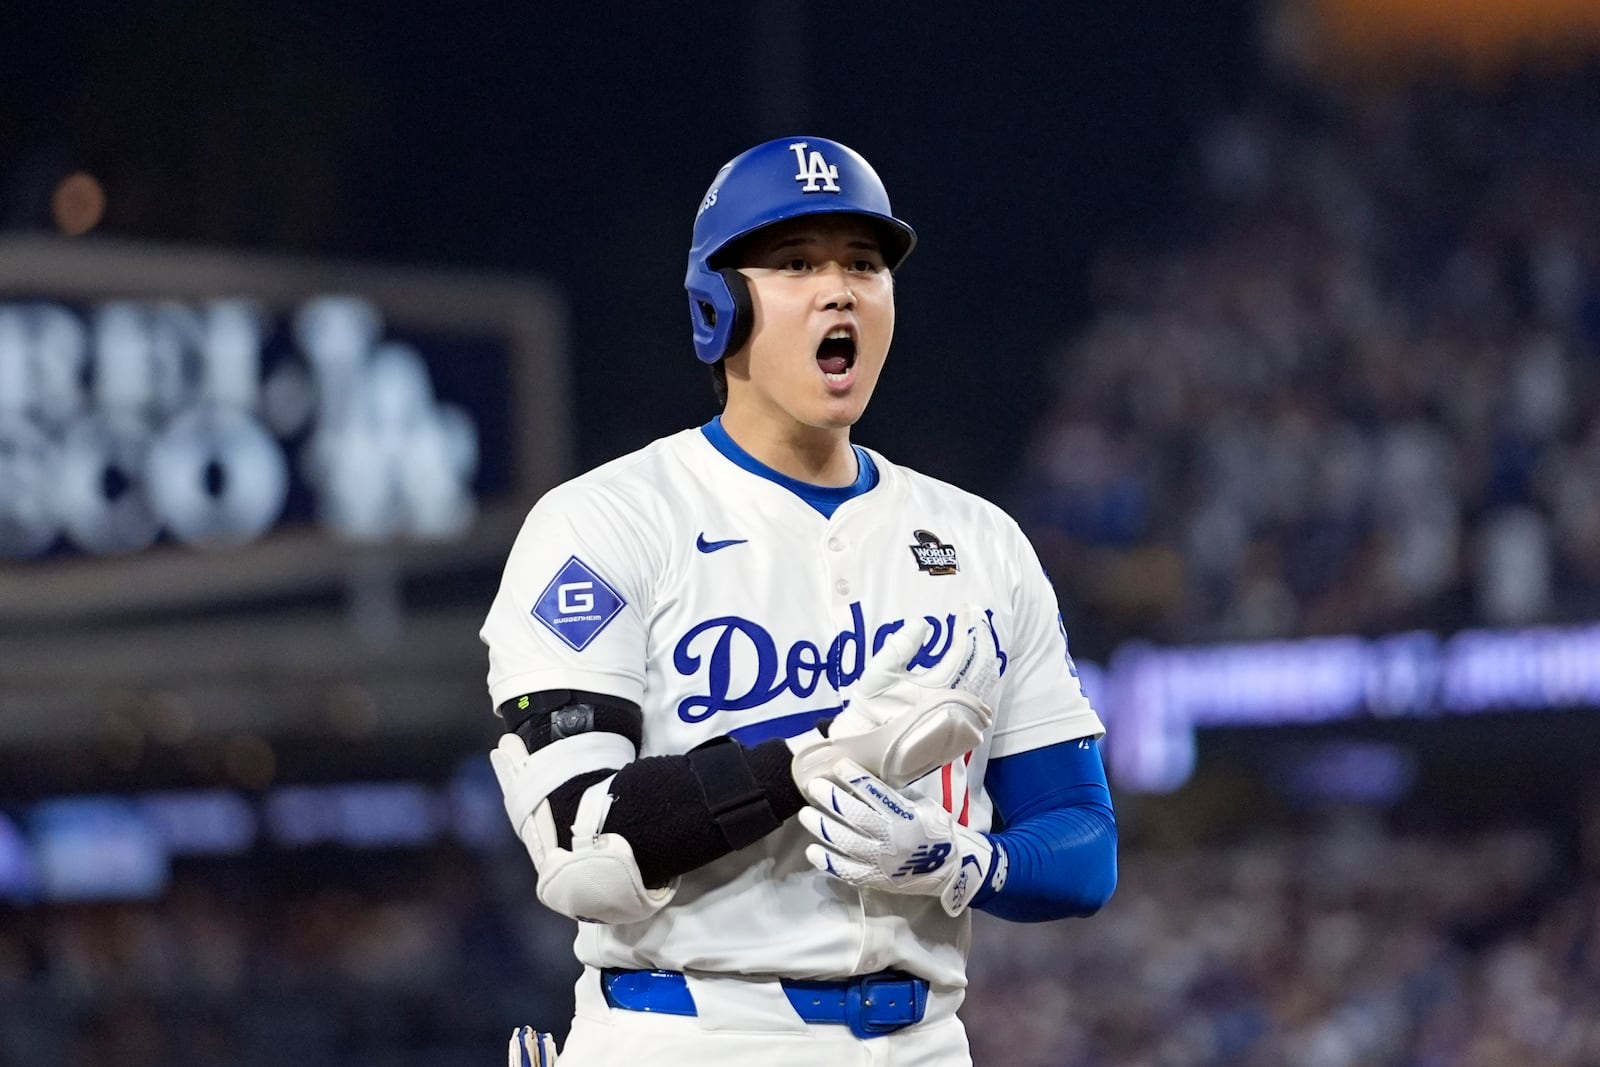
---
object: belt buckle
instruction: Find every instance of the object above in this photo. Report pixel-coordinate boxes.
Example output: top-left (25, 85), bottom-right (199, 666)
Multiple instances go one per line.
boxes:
top-left (845, 971), bottom-right (927, 1039)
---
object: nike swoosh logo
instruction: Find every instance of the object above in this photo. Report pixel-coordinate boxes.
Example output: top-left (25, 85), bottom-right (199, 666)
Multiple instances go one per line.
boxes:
top-left (696, 533), bottom-right (748, 554)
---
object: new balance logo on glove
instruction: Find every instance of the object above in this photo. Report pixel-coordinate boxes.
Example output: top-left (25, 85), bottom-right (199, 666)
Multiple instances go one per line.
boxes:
top-left (798, 756), bottom-right (1000, 918)
top-left (894, 842), bottom-right (953, 877)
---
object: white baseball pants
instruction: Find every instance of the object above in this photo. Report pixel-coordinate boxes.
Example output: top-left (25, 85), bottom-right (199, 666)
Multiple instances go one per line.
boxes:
top-left (553, 966), bottom-right (973, 1067)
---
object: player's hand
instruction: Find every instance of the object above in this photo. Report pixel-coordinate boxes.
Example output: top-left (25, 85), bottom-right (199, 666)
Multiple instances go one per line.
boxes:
top-left (788, 603), bottom-right (1000, 789)
top-left (798, 758), bottom-right (1003, 917)
top-left (508, 1026), bottom-right (559, 1066)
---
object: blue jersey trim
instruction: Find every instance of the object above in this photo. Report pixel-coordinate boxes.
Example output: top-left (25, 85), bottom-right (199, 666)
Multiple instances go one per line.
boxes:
top-left (701, 417), bottom-right (878, 519)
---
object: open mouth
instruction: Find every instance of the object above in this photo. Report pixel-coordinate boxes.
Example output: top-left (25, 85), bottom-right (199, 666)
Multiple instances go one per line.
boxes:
top-left (816, 327), bottom-right (857, 381)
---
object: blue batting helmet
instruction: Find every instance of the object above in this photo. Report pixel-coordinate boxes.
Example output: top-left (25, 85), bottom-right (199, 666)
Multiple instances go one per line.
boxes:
top-left (685, 137), bottom-right (917, 365)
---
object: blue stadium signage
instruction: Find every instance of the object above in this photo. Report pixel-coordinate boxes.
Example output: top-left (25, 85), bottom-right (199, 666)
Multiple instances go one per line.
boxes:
top-left (1087, 624), bottom-right (1600, 792)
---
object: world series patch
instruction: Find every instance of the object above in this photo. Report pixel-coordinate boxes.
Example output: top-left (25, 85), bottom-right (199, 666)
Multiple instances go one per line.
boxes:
top-left (909, 530), bottom-right (959, 575)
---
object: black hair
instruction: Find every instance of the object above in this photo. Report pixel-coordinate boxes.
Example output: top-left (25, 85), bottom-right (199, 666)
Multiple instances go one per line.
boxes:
top-left (709, 359), bottom-right (728, 407)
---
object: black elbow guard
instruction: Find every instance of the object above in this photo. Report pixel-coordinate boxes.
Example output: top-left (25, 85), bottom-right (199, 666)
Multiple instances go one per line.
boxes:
top-left (498, 691), bottom-right (805, 886)
top-left (497, 689), bottom-right (644, 753)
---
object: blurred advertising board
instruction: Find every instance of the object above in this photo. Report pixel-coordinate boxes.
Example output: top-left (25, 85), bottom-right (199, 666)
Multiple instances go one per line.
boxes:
top-left (1091, 623), bottom-right (1600, 792)
top-left (0, 758), bottom-right (511, 904)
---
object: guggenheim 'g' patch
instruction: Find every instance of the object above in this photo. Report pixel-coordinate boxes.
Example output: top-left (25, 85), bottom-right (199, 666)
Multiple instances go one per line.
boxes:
top-left (909, 529), bottom-right (959, 576)
top-left (532, 556), bottom-right (626, 651)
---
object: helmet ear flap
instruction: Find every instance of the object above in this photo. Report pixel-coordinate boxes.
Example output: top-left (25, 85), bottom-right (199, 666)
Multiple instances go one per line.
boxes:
top-left (687, 263), bottom-right (738, 364)
top-left (717, 268), bottom-right (754, 360)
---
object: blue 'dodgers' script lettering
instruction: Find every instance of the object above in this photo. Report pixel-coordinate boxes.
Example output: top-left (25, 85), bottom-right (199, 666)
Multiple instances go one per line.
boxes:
top-left (673, 601), bottom-right (961, 722)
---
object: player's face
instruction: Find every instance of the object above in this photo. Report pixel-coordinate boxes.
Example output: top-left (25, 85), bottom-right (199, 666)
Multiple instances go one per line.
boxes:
top-left (726, 215), bottom-right (895, 433)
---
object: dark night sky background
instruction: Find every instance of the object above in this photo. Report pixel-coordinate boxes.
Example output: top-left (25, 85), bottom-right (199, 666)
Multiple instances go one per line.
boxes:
top-left (1, 1), bottom-right (1257, 497)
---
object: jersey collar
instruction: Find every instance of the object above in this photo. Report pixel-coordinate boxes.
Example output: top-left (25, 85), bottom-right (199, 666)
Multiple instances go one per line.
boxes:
top-left (700, 416), bottom-right (878, 519)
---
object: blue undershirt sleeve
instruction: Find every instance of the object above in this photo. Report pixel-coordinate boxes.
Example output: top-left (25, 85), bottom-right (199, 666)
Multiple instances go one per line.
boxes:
top-left (970, 737), bottom-right (1118, 922)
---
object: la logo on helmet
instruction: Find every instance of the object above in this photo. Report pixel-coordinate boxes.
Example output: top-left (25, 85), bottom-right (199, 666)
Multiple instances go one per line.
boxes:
top-left (789, 141), bottom-right (841, 193)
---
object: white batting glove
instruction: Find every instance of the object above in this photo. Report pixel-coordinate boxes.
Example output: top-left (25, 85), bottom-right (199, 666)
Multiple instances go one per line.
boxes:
top-left (508, 1026), bottom-right (558, 1066)
top-left (799, 759), bottom-right (1005, 917)
top-left (789, 604), bottom-right (1000, 789)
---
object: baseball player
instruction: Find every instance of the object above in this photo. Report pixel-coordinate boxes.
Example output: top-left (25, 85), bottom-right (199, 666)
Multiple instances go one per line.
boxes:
top-left (482, 136), bottom-right (1117, 1066)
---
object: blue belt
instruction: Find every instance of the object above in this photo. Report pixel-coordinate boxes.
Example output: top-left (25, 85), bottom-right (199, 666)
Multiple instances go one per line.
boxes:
top-left (600, 967), bottom-right (929, 1040)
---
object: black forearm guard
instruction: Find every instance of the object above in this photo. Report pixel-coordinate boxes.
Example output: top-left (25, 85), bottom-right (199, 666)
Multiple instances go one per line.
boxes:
top-left (545, 737), bottom-right (806, 889)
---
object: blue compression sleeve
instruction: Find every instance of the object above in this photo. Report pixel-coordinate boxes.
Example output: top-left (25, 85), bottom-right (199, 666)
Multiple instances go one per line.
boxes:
top-left (971, 738), bottom-right (1118, 922)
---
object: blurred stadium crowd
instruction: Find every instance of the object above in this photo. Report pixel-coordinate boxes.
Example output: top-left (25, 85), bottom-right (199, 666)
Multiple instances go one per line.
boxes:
top-left (0, 848), bottom-right (575, 1067)
top-left (968, 808), bottom-right (1600, 1067)
top-left (1, 805), bottom-right (1595, 1067)
top-left (1021, 60), bottom-right (1600, 657)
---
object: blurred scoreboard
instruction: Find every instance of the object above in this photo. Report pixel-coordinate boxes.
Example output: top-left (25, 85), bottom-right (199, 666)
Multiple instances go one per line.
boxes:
top-left (0, 235), bottom-right (568, 562)
top-left (0, 236), bottom-right (569, 749)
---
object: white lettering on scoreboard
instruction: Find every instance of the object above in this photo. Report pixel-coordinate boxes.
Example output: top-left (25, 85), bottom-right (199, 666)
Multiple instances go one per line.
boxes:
top-left (0, 295), bottom-right (479, 557)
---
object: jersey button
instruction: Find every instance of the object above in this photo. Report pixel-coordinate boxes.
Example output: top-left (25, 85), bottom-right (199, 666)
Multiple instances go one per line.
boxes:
top-left (834, 579), bottom-right (850, 596)
top-left (827, 537), bottom-right (845, 552)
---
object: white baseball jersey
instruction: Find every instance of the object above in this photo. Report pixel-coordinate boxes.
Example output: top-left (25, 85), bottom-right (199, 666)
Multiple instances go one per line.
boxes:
top-left (480, 422), bottom-right (1103, 990)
